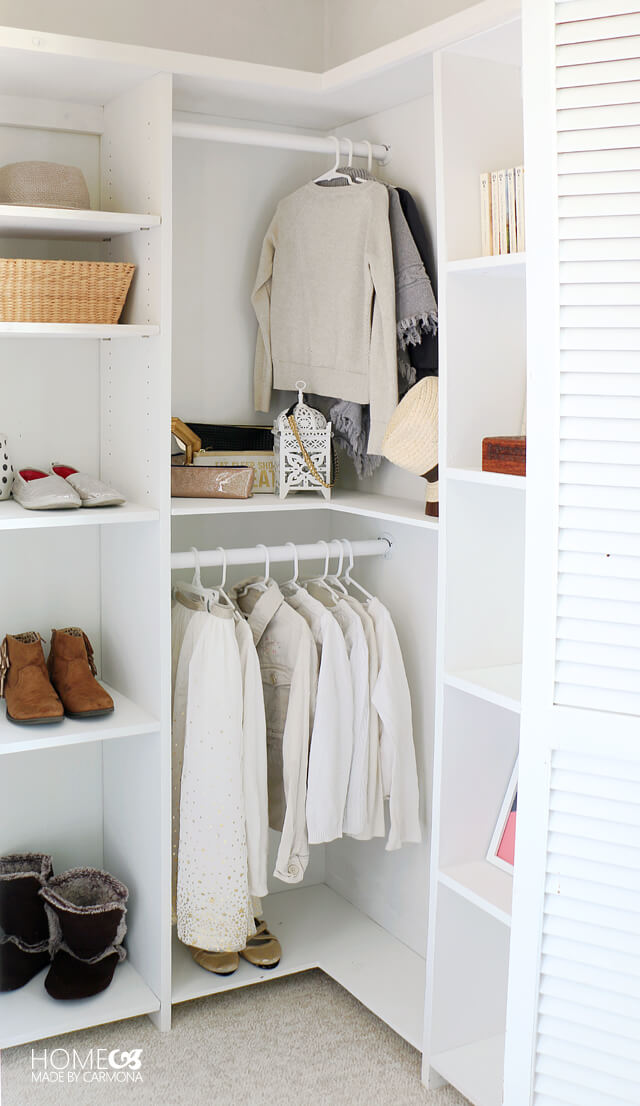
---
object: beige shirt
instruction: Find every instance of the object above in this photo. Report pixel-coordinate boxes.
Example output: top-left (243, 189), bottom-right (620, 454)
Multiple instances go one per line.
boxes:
top-left (306, 582), bottom-right (384, 840)
top-left (233, 579), bottom-right (318, 884)
top-left (366, 597), bottom-right (421, 850)
top-left (252, 180), bottom-right (398, 455)
top-left (285, 587), bottom-right (354, 844)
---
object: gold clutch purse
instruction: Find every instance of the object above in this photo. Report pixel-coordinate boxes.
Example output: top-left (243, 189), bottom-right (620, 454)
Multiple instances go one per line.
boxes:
top-left (171, 418), bottom-right (255, 499)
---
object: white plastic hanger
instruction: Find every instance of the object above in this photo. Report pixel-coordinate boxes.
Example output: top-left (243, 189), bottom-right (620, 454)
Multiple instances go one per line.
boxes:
top-left (211, 546), bottom-right (240, 618)
top-left (234, 542), bottom-right (272, 598)
top-left (340, 537), bottom-right (374, 601)
top-left (326, 540), bottom-right (349, 595)
top-left (343, 137), bottom-right (366, 184)
top-left (313, 136), bottom-right (352, 184)
top-left (363, 139), bottom-right (374, 174)
top-left (280, 541), bottom-right (303, 595)
top-left (304, 539), bottom-right (342, 602)
top-left (173, 546), bottom-right (219, 607)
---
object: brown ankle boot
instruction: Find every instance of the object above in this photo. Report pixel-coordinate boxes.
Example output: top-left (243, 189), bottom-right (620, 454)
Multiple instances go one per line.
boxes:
top-left (48, 628), bottom-right (114, 718)
top-left (0, 633), bottom-right (63, 724)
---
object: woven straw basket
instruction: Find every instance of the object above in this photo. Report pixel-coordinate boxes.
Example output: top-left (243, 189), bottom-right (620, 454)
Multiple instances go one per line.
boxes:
top-left (0, 259), bottom-right (136, 324)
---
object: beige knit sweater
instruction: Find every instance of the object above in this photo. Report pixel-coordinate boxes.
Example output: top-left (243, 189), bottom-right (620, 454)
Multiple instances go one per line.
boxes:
top-left (252, 180), bottom-right (397, 455)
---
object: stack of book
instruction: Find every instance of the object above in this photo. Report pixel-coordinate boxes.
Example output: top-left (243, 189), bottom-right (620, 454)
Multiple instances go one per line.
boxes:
top-left (480, 166), bottom-right (525, 256)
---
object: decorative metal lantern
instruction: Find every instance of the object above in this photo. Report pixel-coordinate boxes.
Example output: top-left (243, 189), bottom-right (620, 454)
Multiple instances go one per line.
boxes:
top-left (273, 382), bottom-right (333, 500)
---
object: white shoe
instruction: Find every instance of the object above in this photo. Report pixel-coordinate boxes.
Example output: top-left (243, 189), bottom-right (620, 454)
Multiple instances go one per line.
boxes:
top-left (50, 464), bottom-right (125, 508)
top-left (12, 468), bottom-right (81, 510)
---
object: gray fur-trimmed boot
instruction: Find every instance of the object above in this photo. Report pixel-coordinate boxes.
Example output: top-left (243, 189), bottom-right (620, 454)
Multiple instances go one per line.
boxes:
top-left (40, 868), bottom-right (128, 1000)
top-left (0, 854), bottom-right (53, 991)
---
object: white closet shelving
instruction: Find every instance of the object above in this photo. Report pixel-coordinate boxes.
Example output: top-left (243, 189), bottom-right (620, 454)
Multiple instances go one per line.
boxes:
top-left (172, 884), bottom-right (425, 1048)
top-left (170, 491), bottom-right (438, 529)
top-left (0, 687), bottom-right (158, 757)
top-left (424, 14), bottom-right (525, 1106)
top-left (0, 4), bottom-right (523, 1096)
top-left (0, 60), bottom-right (172, 1050)
top-left (0, 323), bottom-right (159, 337)
top-left (0, 206), bottom-right (161, 239)
top-left (0, 501), bottom-right (159, 530)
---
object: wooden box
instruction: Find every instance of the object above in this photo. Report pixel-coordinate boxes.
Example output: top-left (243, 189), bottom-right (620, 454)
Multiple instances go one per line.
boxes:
top-left (482, 436), bottom-right (526, 476)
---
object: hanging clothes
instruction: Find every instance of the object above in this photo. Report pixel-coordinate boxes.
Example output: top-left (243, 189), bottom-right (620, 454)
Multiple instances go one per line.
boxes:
top-left (306, 582), bottom-right (384, 841)
top-left (252, 180), bottom-right (397, 455)
top-left (318, 168), bottom-right (437, 358)
top-left (366, 597), bottom-right (422, 850)
top-left (171, 595), bottom-right (193, 702)
top-left (396, 187), bottom-right (438, 379)
top-left (173, 596), bottom-right (256, 952)
top-left (232, 579), bottom-right (318, 884)
top-left (342, 594), bottom-right (385, 841)
top-left (171, 597), bottom-right (199, 924)
top-left (235, 617), bottom-right (269, 899)
top-left (313, 171), bottom-right (437, 475)
top-left (284, 587), bottom-right (354, 844)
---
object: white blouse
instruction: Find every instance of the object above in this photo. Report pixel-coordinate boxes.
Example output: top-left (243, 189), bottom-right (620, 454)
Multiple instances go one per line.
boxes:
top-left (285, 587), bottom-right (354, 844)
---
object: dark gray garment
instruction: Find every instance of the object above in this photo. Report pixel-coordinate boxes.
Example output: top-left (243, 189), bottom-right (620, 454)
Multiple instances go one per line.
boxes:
top-left (396, 186), bottom-right (438, 378)
top-left (308, 394), bottom-right (383, 479)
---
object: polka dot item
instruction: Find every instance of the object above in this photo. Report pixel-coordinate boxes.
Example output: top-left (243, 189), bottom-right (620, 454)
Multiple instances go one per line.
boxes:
top-left (0, 437), bottom-right (14, 500)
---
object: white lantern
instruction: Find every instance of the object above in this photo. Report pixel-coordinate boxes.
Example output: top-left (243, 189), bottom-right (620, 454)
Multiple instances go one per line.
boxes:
top-left (273, 382), bottom-right (333, 500)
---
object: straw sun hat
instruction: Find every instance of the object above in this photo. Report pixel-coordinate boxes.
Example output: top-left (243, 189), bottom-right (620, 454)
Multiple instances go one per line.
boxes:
top-left (382, 377), bottom-right (438, 475)
top-left (0, 161), bottom-right (90, 209)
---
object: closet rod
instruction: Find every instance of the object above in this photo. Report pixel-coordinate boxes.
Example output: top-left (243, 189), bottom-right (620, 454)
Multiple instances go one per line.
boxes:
top-left (171, 537), bottom-right (391, 571)
top-left (172, 120), bottom-right (391, 165)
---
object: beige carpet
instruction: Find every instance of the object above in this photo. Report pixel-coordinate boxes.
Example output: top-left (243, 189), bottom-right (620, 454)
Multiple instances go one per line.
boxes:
top-left (1, 970), bottom-right (470, 1106)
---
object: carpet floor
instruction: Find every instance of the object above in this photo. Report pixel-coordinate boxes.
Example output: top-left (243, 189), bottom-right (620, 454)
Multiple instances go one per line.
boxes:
top-left (1, 969), bottom-right (471, 1106)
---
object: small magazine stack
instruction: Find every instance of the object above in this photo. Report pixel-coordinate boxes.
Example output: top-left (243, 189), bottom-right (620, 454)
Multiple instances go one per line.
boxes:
top-left (480, 166), bottom-right (525, 256)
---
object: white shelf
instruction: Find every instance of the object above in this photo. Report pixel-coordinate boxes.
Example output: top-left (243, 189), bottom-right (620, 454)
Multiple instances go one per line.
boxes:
top-left (431, 1034), bottom-right (505, 1106)
top-left (447, 467), bottom-right (525, 491)
top-left (0, 685), bottom-right (159, 755)
top-left (444, 664), bottom-right (522, 712)
top-left (172, 883), bottom-right (425, 1050)
top-left (329, 490), bottom-right (437, 528)
top-left (0, 323), bottom-right (159, 338)
top-left (0, 500), bottom-right (159, 531)
top-left (171, 490), bottom-right (438, 530)
top-left (0, 205), bottom-right (161, 240)
top-left (447, 253), bottom-right (526, 276)
top-left (439, 861), bottom-right (512, 926)
top-left (171, 492), bottom-right (322, 518)
top-left (0, 959), bottom-right (160, 1049)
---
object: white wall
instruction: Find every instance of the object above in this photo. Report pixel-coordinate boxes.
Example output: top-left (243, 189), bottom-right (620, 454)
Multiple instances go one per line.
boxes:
top-left (0, 0), bottom-right (325, 70)
top-left (324, 0), bottom-right (476, 67)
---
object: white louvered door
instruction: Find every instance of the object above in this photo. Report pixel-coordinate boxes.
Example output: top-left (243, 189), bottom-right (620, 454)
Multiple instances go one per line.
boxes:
top-left (505, 2), bottom-right (640, 1104)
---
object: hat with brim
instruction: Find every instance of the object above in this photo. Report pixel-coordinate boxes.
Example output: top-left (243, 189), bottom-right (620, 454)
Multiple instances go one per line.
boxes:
top-left (0, 162), bottom-right (90, 209)
top-left (382, 377), bottom-right (438, 475)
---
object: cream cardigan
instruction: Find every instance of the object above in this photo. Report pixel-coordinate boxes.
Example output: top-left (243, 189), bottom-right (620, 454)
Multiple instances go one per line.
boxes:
top-left (252, 180), bottom-right (398, 455)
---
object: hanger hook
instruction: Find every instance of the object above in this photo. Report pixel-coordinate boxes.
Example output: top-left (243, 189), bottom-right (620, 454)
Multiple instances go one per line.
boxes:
top-left (190, 546), bottom-right (202, 588)
top-left (327, 135), bottom-right (341, 172)
top-left (363, 139), bottom-right (373, 172)
top-left (256, 542), bottom-right (270, 583)
top-left (345, 137), bottom-right (354, 168)
top-left (333, 540), bottom-right (344, 578)
top-left (316, 539), bottom-right (330, 580)
top-left (285, 541), bottom-right (299, 585)
top-left (341, 537), bottom-right (354, 579)
top-left (215, 546), bottom-right (227, 590)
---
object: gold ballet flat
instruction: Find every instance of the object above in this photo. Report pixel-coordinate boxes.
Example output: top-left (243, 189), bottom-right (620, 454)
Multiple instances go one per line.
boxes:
top-left (191, 946), bottom-right (239, 975)
top-left (239, 919), bottom-right (281, 969)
